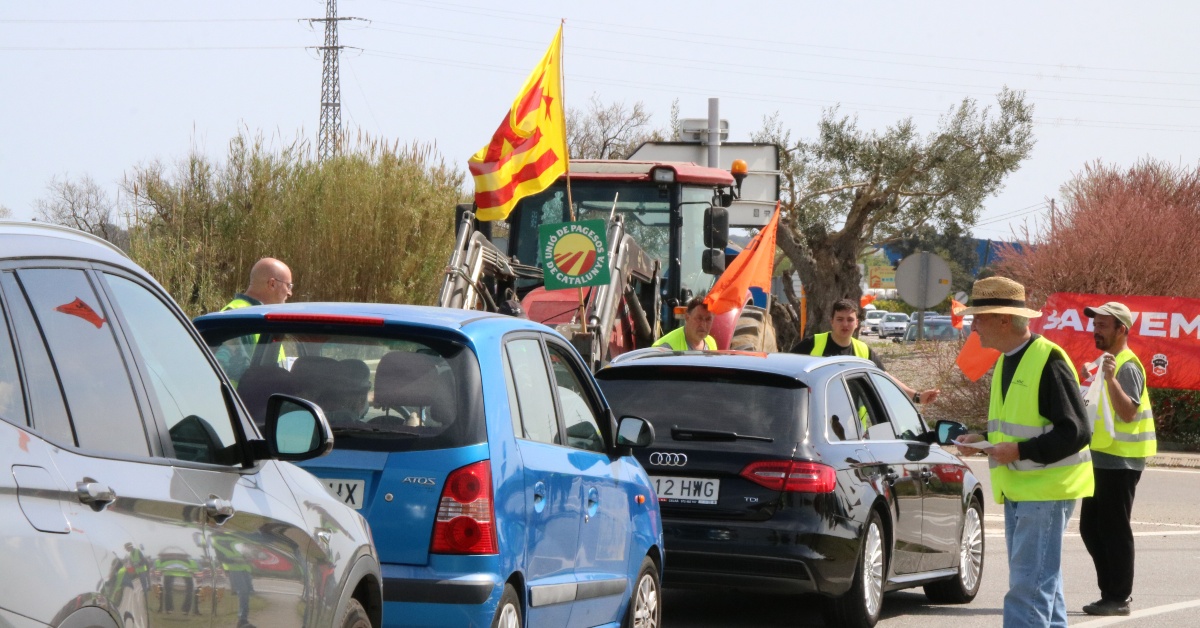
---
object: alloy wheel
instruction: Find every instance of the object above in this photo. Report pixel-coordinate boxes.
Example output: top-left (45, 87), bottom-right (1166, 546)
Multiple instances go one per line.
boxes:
top-left (863, 521), bottom-right (884, 617)
top-left (495, 602), bottom-right (520, 628)
top-left (632, 572), bottom-right (660, 628)
top-left (959, 506), bottom-right (983, 592)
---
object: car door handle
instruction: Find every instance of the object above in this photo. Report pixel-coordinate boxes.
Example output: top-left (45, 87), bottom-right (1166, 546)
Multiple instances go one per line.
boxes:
top-left (919, 469), bottom-right (934, 481)
top-left (883, 469), bottom-right (899, 484)
top-left (585, 487), bottom-right (599, 523)
top-left (205, 497), bottom-right (236, 525)
top-left (532, 481), bottom-right (547, 514)
top-left (76, 480), bottom-right (116, 509)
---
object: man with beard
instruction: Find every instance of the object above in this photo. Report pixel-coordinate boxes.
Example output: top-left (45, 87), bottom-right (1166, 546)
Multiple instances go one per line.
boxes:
top-left (1079, 302), bottom-right (1156, 617)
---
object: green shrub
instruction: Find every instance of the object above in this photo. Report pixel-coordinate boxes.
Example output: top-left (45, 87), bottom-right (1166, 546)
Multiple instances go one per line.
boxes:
top-left (124, 133), bottom-right (465, 317)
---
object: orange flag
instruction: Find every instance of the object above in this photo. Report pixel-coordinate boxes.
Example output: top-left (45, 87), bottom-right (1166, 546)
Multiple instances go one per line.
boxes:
top-left (704, 203), bottom-right (780, 315)
top-left (956, 331), bottom-right (1001, 382)
top-left (468, 26), bottom-right (568, 221)
top-left (950, 298), bottom-right (966, 329)
top-left (860, 294), bottom-right (877, 308)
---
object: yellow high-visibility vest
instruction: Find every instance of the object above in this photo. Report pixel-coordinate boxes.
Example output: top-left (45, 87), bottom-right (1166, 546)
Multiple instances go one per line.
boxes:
top-left (987, 336), bottom-right (1094, 504)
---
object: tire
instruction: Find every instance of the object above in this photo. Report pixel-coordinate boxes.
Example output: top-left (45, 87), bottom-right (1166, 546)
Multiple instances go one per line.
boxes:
top-left (623, 556), bottom-right (661, 628)
top-left (729, 305), bottom-right (778, 352)
top-left (824, 510), bottom-right (886, 628)
top-left (491, 584), bottom-right (521, 628)
top-left (338, 598), bottom-right (372, 628)
top-left (924, 496), bottom-right (984, 604)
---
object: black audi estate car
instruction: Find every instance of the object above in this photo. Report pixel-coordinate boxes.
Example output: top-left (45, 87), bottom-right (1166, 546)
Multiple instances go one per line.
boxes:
top-left (596, 350), bottom-right (983, 628)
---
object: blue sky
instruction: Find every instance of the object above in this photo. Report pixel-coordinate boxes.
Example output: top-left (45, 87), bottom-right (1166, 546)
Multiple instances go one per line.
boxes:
top-left (3, 1), bottom-right (1198, 241)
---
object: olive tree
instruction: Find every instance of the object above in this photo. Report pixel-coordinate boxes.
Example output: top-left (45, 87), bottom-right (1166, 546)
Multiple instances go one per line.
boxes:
top-left (756, 88), bottom-right (1034, 334)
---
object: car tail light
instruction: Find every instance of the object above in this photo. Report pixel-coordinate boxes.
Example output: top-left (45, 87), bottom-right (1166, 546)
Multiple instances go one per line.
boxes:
top-left (430, 460), bottom-right (497, 554)
top-left (740, 460), bottom-right (836, 493)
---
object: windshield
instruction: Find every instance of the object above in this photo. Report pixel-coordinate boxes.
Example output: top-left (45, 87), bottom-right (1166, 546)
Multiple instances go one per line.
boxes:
top-left (504, 180), bottom-right (717, 299)
top-left (885, 314), bottom-right (908, 322)
top-left (209, 329), bottom-right (485, 452)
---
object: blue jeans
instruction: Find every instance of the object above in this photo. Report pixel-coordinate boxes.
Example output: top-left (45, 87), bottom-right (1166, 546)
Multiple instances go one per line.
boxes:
top-left (1004, 499), bottom-right (1075, 628)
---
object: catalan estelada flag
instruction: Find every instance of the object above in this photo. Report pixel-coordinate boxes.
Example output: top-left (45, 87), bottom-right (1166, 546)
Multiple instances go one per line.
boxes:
top-left (468, 26), bottom-right (567, 221)
top-left (704, 203), bottom-right (780, 315)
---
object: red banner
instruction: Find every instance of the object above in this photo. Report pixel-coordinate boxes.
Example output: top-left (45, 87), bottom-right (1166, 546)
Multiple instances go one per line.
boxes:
top-left (1031, 292), bottom-right (1200, 390)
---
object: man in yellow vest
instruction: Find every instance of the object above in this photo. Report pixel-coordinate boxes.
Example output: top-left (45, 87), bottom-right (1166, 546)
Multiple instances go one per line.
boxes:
top-left (1079, 301), bottom-right (1154, 617)
top-left (791, 298), bottom-right (940, 406)
top-left (222, 257), bottom-right (294, 311)
top-left (215, 258), bottom-right (293, 380)
top-left (652, 296), bottom-right (717, 351)
top-left (956, 277), bottom-right (1093, 628)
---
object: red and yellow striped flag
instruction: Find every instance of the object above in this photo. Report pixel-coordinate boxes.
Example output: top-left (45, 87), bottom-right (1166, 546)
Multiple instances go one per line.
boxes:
top-left (468, 26), bottom-right (567, 221)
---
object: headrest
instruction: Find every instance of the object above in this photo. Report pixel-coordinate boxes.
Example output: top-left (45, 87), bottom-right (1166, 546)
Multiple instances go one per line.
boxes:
top-left (373, 351), bottom-right (451, 411)
top-left (236, 364), bottom-right (295, 424)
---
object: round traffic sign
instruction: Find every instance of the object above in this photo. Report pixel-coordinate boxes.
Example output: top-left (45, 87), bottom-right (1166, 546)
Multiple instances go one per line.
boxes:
top-left (895, 252), bottom-right (952, 309)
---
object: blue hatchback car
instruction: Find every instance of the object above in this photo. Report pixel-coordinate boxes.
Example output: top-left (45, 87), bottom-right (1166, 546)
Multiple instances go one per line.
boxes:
top-left (194, 304), bottom-right (664, 627)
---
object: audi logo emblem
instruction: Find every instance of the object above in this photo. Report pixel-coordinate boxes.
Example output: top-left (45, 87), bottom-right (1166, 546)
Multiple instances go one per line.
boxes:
top-left (649, 452), bottom-right (688, 466)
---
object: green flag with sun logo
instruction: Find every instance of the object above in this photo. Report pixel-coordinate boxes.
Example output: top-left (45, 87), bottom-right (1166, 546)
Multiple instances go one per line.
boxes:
top-left (538, 219), bottom-right (610, 290)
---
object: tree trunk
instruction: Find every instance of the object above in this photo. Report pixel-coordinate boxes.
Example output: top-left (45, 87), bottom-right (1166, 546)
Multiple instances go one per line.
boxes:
top-left (776, 218), bottom-right (864, 338)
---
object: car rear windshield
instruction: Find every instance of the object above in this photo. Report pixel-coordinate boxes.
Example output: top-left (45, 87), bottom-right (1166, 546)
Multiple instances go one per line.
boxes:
top-left (597, 366), bottom-right (805, 450)
top-left (209, 329), bottom-right (484, 453)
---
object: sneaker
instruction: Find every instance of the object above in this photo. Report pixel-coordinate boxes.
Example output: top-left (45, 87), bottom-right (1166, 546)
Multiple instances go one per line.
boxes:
top-left (1083, 598), bottom-right (1131, 616)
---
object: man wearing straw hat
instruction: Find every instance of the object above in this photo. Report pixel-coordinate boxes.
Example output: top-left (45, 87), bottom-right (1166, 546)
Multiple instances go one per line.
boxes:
top-left (955, 276), bottom-right (1093, 628)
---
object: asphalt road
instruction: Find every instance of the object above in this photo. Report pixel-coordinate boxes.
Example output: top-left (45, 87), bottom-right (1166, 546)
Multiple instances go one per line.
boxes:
top-left (664, 459), bottom-right (1200, 627)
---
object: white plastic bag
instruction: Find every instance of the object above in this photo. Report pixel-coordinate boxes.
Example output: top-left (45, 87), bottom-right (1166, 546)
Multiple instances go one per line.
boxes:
top-left (1081, 356), bottom-right (1115, 448)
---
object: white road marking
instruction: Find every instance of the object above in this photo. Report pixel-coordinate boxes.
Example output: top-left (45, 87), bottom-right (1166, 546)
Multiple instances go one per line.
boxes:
top-left (1071, 598), bottom-right (1200, 627)
top-left (1144, 467), bottom-right (1200, 474)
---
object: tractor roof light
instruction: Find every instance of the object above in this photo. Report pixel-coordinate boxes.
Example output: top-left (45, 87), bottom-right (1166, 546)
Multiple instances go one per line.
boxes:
top-left (651, 167), bottom-right (676, 184)
top-left (730, 159), bottom-right (749, 195)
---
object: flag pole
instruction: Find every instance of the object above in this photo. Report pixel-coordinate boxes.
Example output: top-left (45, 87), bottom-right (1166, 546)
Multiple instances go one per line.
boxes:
top-left (558, 20), bottom-right (587, 336)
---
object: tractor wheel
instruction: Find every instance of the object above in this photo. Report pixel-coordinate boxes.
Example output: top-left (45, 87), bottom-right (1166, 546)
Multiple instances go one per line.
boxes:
top-left (730, 305), bottom-right (778, 352)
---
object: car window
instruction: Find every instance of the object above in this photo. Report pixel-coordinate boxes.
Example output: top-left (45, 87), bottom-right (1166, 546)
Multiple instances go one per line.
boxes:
top-left (546, 343), bottom-right (606, 453)
top-left (504, 337), bottom-right (561, 445)
top-left (0, 273), bottom-right (71, 440)
top-left (885, 314), bottom-right (907, 322)
top-left (502, 347), bottom-right (524, 440)
top-left (0, 299), bottom-right (27, 427)
top-left (208, 329), bottom-right (486, 453)
top-left (846, 375), bottom-right (893, 440)
top-left (16, 269), bottom-right (149, 457)
top-left (825, 377), bottom-right (863, 442)
top-left (870, 372), bottom-right (926, 441)
top-left (598, 366), bottom-right (804, 453)
top-left (104, 273), bottom-right (240, 464)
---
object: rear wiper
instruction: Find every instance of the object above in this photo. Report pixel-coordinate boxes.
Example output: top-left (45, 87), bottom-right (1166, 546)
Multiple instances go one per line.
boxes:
top-left (671, 426), bottom-right (773, 442)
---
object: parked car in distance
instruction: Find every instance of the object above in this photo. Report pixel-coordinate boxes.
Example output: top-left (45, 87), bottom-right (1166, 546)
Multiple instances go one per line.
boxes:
top-left (879, 312), bottom-right (910, 338)
top-left (195, 304), bottom-right (664, 628)
top-left (863, 309), bottom-right (889, 335)
top-left (895, 317), bottom-right (965, 343)
top-left (0, 222), bottom-right (381, 628)
top-left (597, 350), bottom-right (984, 628)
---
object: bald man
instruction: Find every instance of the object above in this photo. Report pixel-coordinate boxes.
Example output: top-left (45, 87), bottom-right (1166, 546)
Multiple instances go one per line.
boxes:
top-left (215, 258), bottom-right (292, 380)
top-left (223, 257), bottom-right (293, 310)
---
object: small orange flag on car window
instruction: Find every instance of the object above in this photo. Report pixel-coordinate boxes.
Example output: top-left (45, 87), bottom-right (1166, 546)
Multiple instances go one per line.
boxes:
top-left (956, 331), bottom-right (1001, 382)
top-left (704, 203), bottom-right (780, 315)
top-left (950, 298), bottom-right (967, 329)
top-left (860, 294), bottom-right (876, 308)
top-left (468, 25), bottom-right (568, 221)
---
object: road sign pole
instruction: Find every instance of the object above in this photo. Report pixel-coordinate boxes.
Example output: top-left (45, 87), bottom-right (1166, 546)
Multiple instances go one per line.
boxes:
top-left (918, 252), bottom-right (929, 340)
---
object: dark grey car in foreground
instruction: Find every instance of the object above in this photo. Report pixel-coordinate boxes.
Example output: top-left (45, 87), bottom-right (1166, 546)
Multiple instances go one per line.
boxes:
top-left (0, 222), bottom-right (381, 628)
top-left (597, 350), bottom-right (984, 628)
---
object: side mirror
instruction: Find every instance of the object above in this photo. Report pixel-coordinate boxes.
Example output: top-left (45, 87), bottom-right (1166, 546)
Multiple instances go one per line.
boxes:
top-left (703, 207), bottom-right (729, 250)
top-left (717, 191), bottom-right (734, 208)
top-left (702, 249), bottom-right (726, 274)
top-left (936, 420), bottom-right (969, 446)
top-left (263, 394), bottom-right (334, 461)
top-left (616, 416), bottom-right (655, 448)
